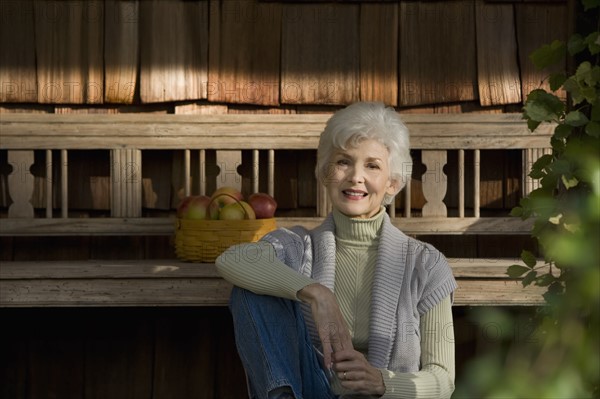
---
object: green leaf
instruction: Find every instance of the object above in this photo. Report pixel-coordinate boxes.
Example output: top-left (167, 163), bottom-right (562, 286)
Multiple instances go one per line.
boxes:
top-left (522, 270), bottom-right (538, 287)
top-left (561, 175), bottom-right (579, 189)
top-left (507, 265), bottom-right (530, 278)
top-left (592, 103), bottom-right (600, 121)
top-left (586, 121), bottom-right (600, 137)
top-left (564, 110), bottom-right (589, 127)
top-left (535, 273), bottom-right (556, 287)
top-left (527, 118), bottom-right (542, 132)
top-left (547, 281), bottom-right (564, 296)
top-left (580, 86), bottom-right (597, 104)
top-left (529, 40), bottom-right (566, 70)
top-left (550, 159), bottom-right (571, 175)
top-left (575, 61), bottom-right (592, 80)
top-left (529, 168), bottom-right (546, 179)
top-left (554, 124), bottom-right (573, 140)
top-left (563, 77), bottom-right (585, 105)
top-left (548, 73), bottom-right (567, 91)
top-left (586, 31), bottom-right (600, 54)
top-left (550, 135), bottom-right (566, 153)
top-left (548, 213), bottom-right (563, 225)
top-left (531, 153), bottom-right (553, 171)
top-left (510, 206), bottom-right (523, 217)
top-left (523, 90), bottom-right (565, 122)
top-left (582, 0), bottom-right (600, 10)
top-left (567, 34), bottom-right (587, 56)
top-left (521, 250), bottom-right (538, 268)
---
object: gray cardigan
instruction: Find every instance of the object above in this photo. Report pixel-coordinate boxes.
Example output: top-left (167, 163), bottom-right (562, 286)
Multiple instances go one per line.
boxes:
top-left (261, 212), bottom-right (457, 372)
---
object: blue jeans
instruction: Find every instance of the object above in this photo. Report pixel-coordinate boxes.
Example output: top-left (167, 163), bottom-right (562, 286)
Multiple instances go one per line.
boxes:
top-left (229, 286), bottom-right (338, 399)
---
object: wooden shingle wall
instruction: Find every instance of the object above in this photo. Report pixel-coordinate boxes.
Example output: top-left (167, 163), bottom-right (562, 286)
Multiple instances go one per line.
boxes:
top-left (0, 0), bottom-right (569, 221)
top-left (0, 0), bottom-right (569, 106)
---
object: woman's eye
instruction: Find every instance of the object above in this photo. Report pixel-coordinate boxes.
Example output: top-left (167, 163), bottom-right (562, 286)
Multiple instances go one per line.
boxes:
top-left (367, 163), bottom-right (380, 169)
top-left (336, 159), bottom-right (349, 166)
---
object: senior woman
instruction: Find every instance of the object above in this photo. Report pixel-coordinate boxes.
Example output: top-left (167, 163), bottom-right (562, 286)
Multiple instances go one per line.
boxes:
top-left (216, 102), bottom-right (457, 399)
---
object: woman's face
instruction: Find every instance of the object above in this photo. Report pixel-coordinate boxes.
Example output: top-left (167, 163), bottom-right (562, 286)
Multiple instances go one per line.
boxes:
top-left (324, 138), bottom-right (397, 219)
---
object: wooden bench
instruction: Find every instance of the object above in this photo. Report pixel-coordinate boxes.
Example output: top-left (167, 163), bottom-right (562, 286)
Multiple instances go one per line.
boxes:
top-left (0, 113), bottom-right (553, 307)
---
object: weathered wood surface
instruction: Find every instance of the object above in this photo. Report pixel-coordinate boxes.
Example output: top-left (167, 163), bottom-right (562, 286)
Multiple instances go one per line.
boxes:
top-left (475, 2), bottom-right (522, 106)
top-left (208, 0), bottom-right (281, 106)
top-left (34, 0), bottom-right (104, 104)
top-left (0, 216), bottom-right (534, 237)
top-left (104, 0), bottom-right (138, 104)
top-left (139, 0), bottom-right (208, 102)
top-left (515, 2), bottom-right (568, 101)
top-left (0, 113), bottom-right (555, 150)
top-left (359, 2), bottom-right (398, 105)
top-left (0, 0), bottom-right (37, 103)
top-left (0, 259), bottom-right (548, 307)
top-left (399, 1), bottom-right (477, 106)
top-left (281, 3), bottom-right (360, 104)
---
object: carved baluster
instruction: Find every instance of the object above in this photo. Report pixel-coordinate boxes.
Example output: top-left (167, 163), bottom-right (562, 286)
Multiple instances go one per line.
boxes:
top-left (421, 150), bottom-right (448, 217)
top-left (216, 150), bottom-right (242, 191)
top-left (7, 150), bottom-right (35, 218)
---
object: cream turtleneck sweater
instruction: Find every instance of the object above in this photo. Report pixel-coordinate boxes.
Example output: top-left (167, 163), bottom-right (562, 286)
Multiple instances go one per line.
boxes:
top-left (332, 208), bottom-right (382, 352)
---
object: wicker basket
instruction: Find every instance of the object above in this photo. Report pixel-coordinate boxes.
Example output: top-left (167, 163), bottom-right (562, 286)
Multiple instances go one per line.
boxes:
top-left (175, 218), bottom-right (277, 263)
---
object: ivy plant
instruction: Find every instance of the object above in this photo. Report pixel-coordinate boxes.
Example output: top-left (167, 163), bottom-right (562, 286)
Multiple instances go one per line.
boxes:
top-left (456, 2), bottom-right (599, 397)
top-left (511, 5), bottom-right (599, 302)
top-left (505, 0), bottom-right (599, 396)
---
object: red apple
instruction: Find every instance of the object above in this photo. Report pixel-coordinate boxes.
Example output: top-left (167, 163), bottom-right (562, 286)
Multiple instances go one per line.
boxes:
top-left (176, 196), bottom-right (195, 218)
top-left (209, 187), bottom-right (244, 219)
top-left (219, 201), bottom-right (256, 220)
top-left (180, 195), bottom-right (211, 220)
top-left (248, 193), bottom-right (277, 219)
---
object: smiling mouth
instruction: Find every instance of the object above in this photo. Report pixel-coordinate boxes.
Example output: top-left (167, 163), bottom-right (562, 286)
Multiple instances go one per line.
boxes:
top-left (342, 190), bottom-right (368, 199)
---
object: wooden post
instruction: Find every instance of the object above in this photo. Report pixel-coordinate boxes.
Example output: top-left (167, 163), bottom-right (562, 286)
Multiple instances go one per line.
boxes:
top-left (474, 149), bottom-right (480, 218)
top-left (45, 150), bottom-right (53, 218)
top-left (199, 149), bottom-right (206, 196)
top-left (184, 149), bottom-right (191, 196)
top-left (252, 150), bottom-right (259, 193)
top-left (459, 149), bottom-right (465, 218)
top-left (404, 178), bottom-right (411, 218)
top-left (268, 149), bottom-right (275, 197)
top-left (61, 150), bottom-right (68, 218)
top-left (111, 149), bottom-right (142, 217)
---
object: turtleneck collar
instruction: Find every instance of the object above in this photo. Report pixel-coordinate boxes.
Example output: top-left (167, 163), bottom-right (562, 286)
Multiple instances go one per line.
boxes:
top-left (332, 206), bottom-right (386, 243)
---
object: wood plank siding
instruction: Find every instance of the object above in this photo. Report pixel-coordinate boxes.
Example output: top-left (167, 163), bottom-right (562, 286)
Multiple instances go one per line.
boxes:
top-left (0, 0), bottom-right (569, 107)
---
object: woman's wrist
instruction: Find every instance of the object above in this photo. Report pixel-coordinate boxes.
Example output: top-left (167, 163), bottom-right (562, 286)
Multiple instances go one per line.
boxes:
top-left (297, 283), bottom-right (331, 304)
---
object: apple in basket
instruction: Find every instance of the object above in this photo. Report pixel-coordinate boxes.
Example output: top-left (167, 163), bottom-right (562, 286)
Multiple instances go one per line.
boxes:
top-left (248, 193), bottom-right (277, 219)
top-left (209, 187), bottom-right (244, 219)
top-left (220, 201), bottom-right (256, 220)
top-left (177, 195), bottom-right (211, 219)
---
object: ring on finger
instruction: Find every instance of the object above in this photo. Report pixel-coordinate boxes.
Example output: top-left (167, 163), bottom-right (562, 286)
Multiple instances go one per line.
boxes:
top-left (343, 371), bottom-right (347, 380)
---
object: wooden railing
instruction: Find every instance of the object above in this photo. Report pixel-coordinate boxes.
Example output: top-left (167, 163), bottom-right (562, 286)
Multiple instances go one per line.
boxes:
top-left (0, 113), bottom-right (554, 307)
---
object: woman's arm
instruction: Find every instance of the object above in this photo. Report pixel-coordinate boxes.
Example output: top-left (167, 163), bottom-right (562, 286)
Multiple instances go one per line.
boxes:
top-left (216, 241), bottom-right (316, 300)
top-left (379, 296), bottom-right (455, 399)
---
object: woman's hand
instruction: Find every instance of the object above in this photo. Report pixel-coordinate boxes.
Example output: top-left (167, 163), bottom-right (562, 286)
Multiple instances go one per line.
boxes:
top-left (333, 349), bottom-right (386, 397)
top-left (297, 283), bottom-right (353, 371)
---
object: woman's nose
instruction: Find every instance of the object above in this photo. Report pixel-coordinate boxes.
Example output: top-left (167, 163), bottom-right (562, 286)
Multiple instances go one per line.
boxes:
top-left (348, 167), bottom-right (364, 183)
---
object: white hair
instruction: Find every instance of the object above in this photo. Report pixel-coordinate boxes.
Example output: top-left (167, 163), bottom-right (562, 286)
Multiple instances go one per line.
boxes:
top-left (315, 102), bottom-right (412, 205)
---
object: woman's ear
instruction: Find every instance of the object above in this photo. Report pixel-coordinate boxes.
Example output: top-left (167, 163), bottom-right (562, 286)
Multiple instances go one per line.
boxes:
top-left (386, 178), bottom-right (402, 197)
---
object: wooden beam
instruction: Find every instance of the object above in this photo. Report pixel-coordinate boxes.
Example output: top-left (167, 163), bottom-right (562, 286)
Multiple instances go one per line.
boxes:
top-left (0, 259), bottom-right (548, 307)
top-left (0, 216), bottom-right (534, 236)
